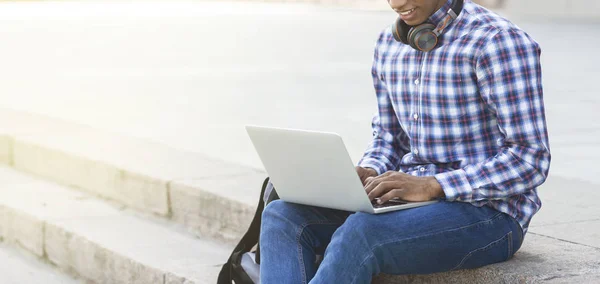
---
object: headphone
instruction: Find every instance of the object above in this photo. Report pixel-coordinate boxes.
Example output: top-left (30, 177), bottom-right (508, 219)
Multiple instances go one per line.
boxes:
top-left (392, 0), bottom-right (464, 52)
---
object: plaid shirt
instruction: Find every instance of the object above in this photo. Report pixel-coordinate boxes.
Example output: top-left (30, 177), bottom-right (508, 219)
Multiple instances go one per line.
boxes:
top-left (358, 0), bottom-right (551, 233)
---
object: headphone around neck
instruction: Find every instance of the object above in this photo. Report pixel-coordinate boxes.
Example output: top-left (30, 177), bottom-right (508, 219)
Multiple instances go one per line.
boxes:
top-left (392, 0), bottom-right (464, 52)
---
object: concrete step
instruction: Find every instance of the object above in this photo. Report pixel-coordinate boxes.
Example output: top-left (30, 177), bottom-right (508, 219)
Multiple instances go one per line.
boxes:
top-left (1, 165), bottom-right (599, 284)
top-left (374, 234), bottom-right (600, 283)
top-left (0, 165), bottom-right (232, 283)
top-left (2, 109), bottom-right (600, 283)
top-left (0, 242), bottom-right (81, 284)
top-left (0, 108), bottom-right (264, 243)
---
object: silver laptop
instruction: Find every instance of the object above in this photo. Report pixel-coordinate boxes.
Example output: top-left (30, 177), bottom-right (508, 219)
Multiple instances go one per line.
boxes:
top-left (245, 125), bottom-right (437, 214)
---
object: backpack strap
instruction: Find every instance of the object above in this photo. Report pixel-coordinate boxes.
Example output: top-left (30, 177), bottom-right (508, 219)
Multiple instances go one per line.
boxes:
top-left (255, 182), bottom-right (279, 264)
top-left (217, 177), bottom-right (271, 284)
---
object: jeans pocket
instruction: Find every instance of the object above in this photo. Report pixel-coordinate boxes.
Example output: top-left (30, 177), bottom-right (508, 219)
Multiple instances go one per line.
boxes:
top-left (452, 231), bottom-right (513, 271)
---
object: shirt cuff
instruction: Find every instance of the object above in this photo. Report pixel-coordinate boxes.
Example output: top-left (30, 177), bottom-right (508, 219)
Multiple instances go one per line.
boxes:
top-left (434, 169), bottom-right (473, 202)
top-left (357, 158), bottom-right (389, 176)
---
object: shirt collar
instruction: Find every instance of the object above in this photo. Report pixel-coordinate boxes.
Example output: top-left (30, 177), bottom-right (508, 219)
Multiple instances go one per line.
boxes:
top-left (428, 0), bottom-right (454, 27)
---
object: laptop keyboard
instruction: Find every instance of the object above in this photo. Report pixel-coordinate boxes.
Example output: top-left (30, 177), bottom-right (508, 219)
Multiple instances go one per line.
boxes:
top-left (371, 198), bottom-right (408, 208)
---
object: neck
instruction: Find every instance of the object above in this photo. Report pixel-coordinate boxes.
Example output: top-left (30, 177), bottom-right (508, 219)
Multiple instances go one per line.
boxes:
top-left (435, 0), bottom-right (449, 12)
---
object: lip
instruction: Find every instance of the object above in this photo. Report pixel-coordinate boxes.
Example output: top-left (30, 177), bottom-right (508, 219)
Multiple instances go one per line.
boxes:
top-left (399, 7), bottom-right (418, 22)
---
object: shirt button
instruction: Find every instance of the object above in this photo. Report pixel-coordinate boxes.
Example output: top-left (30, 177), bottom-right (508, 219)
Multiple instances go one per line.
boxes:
top-left (413, 149), bottom-right (419, 155)
top-left (496, 138), bottom-right (503, 146)
top-left (419, 167), bottom-right (426, 172)
top-left (414, 79), bottom-right (420, 85)
top-left (413, 114), bottom-right (419, 120)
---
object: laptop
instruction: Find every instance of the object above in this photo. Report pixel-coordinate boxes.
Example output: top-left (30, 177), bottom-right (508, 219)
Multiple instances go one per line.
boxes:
top-left (245, 125), bottom-right (437, 214)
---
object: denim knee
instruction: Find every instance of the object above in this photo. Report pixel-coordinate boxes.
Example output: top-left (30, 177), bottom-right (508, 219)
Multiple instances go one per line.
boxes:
top-left (319, 212), bottom-right (383, 282)
top-left (262, 200), bottom-right (292, 227)
top-left (328, 212), bottom-right (381, 258)
top-left (335, 212), bottom-right (379, 242)
top-left (263, 199), bottom-right (286, 218)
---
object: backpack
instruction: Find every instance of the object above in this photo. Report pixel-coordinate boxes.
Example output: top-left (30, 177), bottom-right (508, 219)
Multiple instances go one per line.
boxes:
top-left (217, 177), bottom-right (279, 284)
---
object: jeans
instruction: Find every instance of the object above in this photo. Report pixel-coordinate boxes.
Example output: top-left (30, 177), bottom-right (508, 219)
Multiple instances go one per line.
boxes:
top-left (259, 200), bottom-right (523, 284)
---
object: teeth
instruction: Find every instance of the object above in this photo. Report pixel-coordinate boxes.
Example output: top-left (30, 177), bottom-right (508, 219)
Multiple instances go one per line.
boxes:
top-left (399, 8), bottom-right (415, 16)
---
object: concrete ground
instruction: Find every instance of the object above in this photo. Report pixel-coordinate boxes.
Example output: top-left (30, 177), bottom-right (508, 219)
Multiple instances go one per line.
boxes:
top-left (0, 0), bottom-right (598, 281)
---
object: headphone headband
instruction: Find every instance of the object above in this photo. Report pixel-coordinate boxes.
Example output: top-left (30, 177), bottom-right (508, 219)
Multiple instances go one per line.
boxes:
top-left (433, 0), bottom-right (463, 36)
top-left (449, 0), bottom-right (464, 16)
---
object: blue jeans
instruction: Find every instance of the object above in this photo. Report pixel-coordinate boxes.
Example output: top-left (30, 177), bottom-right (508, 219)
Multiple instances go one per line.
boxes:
top-left (259, 200), bottom-right (523, 284)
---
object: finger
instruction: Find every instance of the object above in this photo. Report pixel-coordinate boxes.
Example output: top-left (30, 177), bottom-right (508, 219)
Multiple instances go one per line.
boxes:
top-left (380, 171), bottom-right (396, 177)
top-left (365, 173), bottom-right (397, 194)
top-left (364, 171), bottom-right (399, 193)
top-left (365, 171), bottom-right (391, 189)
top-left (356, 167), bottom-right (369, 183)
top-left (367, 181), bottom-right (397, 200)
top-left (362, 176), bottom-right (373, 186)
top-left (379, 189), bottom-right (404, 204)
top-left (364, 174), bottom-right (379, 192)
top-left (365, 174), bottom-right (388, 194)
top-left (364, 173), bottom-right (382, 192)
top-left (367, 171), bottom-right (398, 187)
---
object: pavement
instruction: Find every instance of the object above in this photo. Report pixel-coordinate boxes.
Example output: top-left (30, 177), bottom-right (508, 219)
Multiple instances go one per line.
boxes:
top-left (0, 0), bottom-right (598, 282)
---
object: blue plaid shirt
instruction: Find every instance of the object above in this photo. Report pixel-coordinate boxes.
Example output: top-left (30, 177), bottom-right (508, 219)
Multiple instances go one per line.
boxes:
top-left (358, 0), bottom-right (551, 233)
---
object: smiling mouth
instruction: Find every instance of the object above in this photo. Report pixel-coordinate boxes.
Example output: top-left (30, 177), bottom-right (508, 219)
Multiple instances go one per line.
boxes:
top-left (399, 8), bottom-right (416, 16)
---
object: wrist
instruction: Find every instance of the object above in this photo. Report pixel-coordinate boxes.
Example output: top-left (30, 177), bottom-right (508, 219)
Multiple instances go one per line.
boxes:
top-left (365, 167), bottom-right (378, 176)
top-left (426, 176), bottom-right (445, 199)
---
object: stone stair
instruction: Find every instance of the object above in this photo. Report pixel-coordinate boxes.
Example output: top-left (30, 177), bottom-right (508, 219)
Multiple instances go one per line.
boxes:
top-left (0, 241), bottom-right (79, 284)
top-left (1, 108), bottom-right (599, 283)
top-left (0, 166), bottom-right (231, 283)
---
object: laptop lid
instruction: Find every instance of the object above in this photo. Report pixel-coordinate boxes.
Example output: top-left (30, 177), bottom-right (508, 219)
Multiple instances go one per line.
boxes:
top-left (245, 125), bottom-right (375, 213)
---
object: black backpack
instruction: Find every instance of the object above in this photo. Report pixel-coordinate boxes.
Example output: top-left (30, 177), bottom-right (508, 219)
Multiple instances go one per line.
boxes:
top-left (217, 177), bottom-right (279, 284)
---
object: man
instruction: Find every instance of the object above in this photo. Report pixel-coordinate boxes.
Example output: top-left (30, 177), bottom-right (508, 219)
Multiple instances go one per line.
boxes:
top-left (260, 0), bottom-right (551, 283)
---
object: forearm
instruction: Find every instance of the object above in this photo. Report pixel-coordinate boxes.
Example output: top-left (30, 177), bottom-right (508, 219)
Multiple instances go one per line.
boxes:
top-left (435, 139), bottom-right (550, 202)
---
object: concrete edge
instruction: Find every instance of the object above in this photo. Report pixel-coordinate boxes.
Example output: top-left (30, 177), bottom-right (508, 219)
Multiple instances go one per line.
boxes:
top-left (168, 180), bottom-right (256, 243)
top-left (7, 135), bottom-right (262, 244)
top-left (0, 210), bottom-right (85, 284)
top-left (44, 221), bottom-right (166, 284)
top-left (11, 138), bottom-right (171, 217)
top-left (0, 203), bottom-right (181, 284)
top-left (0, 135), bottom-right (13, 166)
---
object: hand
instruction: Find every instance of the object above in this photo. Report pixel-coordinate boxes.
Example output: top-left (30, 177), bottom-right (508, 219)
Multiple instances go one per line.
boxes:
top-left (355, 166), bottom-right (378, 186)
top-left (364, 171), bottom-right (445, 203)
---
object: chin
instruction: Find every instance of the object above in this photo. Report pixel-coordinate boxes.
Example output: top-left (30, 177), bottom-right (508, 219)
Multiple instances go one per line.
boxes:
top-left (405, 18), bottom-right (427, 26)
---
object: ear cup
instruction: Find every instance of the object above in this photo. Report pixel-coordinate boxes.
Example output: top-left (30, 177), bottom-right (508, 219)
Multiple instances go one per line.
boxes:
top-left (392, 17), bottom-right (410, 44)
top-left (407, 23), bottom-right (438, 52)
top-left (391, 0), bottom-right (463, 52)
